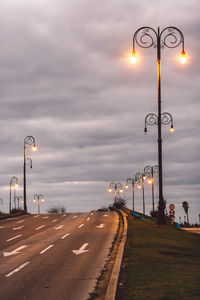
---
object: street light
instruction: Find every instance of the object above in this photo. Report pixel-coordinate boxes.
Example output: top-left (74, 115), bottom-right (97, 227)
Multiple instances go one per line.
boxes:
top-left (108, 182), bottom-right (123, 203)
top-left (125, 177), bottom-right (138, 211)
top-left (144, 112), bottom-right (174, 135)
top-left (23, 136), bottom-right (36, 213)
top-left (144, 165), bottom-right (158, 212)
top-left (33, 194), bottom-right (44, 214)
top-left (15, 196), bottom-right (24, 210)
top-left (132, 26), bottom-right (186, 224)
top-left (9, 176), bottom-right (19, 213)
top-left (135, 171), bottom-right (151, 214)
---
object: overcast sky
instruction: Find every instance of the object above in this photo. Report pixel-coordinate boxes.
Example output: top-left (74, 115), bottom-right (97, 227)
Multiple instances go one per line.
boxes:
top-left (0, 0), bottom-right (199, 223)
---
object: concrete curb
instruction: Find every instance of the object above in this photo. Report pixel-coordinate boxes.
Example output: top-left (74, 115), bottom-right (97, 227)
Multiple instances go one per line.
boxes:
top-left (105, 210), bottom-right (128, 300)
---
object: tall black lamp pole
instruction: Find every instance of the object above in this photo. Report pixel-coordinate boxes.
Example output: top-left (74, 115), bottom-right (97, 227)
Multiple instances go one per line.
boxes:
top-left (23, 136), bottom-right (36, 213)
top-left (132, 27), bottom-right (186, 224)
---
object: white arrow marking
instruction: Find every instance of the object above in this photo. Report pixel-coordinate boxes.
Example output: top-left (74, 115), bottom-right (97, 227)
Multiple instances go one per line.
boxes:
top-left (87, 217), bottom-right (90, 221)
top-left (35, 225), bottom-right (45, 230)
top-left (12, 226), bottom-right (24, 230)
top-left (72, 215), bottom-right (77, 219)
top-left (0, 226), bottom-right (5, 229)
top-left (6, 235), bottom-right (22, 242)
top-left (61, 233), bottom-right (70, 239)
top-left (78, 224), bottom-right (84, 228)
top-left (3, 245), bottom-right (27, 257)
top-left (5, 261), bottom-right (30, 277)
top-left (51, 219), bottom-right (58, 222)
top-left (17, 220), bottom-right (24, 224)
top-left (72, 243), bottom-right (89, 255)
top-left (54, 225), bottom-right (64, 230)
top-left (96, 224), bottom-right (105, 229)
top-left (40, 245), bottom-right (54, 254)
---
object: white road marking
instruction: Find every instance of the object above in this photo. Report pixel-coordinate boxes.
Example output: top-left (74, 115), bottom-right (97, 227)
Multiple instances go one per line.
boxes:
top-left (5, 262), bottom-right (30, 277)
top-left (6, 235), bottom-right (22, 242)
top-left (33, 215), bottom-right (40, 218)
top-left (3, 245), bottom-right (27, 257)
top-left (0, 226), bottom-right (5, 229)
top-left (54, 225), bottom-right (64, 230)
top-left (12, 226), bottom-right (24, 230)
top-left (87, 217), bottom-right (90, 221)
top-left (96, 224), bottom-right (105, 229)
top-left (35, 225), bottom-right (45, 230)
top-left (72, 215), bottom-right (77, 219)
top-left (40, 245), bottom-right (54, 254)
top-left (42, 216), bottom-right (49, 219)
top-left (90, 212), bottom-right (93, 216)
top-left (17, 220), bottom-right (24, 224)
top-left (51, 219), bottom-right (58, 222)
top-left (78, 224), bottom-right (84, 228)
top-left (103, 214), bottom-right (108, 217)
top-left (61, 233), bottom-right (70, 239)
top-left (63, 214), bottom-right (67, 217)
top-left (72, 243), bottom-right (89, 255)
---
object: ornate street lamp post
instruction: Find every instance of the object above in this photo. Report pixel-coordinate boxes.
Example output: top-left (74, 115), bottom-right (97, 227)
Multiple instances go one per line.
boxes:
top-left (144, 165), bottom-right (158, 212)
top-left (125, 177), bottom-right (138, 211)
top-left (135, 172), bottom-right (151, 214)
top-left (9, 176), bottom-right (19, 213)
top-left (24, 136), bottom-right (36, 213)
top-left (15, 196), bottom-right (23, 210)
top-left (33, 194), bottom-right (44, 214)
top-left (131, 27), bottom-right (186, 224)
top-left (108, 182), bottom-right (123, 203)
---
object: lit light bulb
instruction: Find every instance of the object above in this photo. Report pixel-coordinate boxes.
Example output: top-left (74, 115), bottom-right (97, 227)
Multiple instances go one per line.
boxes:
top-left (120, 188), bottom-right (123, 193)
top-left (125, 184), bottom-right (128, 189)
top-left (32, 146), bottom-right (37, 151)
top-left (148, 179), bottom-right (152, 184)
top-left (130, 50), bottom-right (137, 64)
top-left (108, 188), bottom-right (112, 193)
top-left (180, 51), bottom-right (187, 64)
top-left (170, 125), bottom-right (174, 133)
top-left (138, 184), bottom-right (141, 189)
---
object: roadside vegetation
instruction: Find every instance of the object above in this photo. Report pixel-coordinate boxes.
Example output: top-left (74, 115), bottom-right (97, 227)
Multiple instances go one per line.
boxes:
top-left (117, 215), bottom-right (200, 300)
top-left (47, 205), bottom-right (67, 213)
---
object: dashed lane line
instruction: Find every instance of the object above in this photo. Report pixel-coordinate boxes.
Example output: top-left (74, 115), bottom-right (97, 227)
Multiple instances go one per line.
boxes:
top-left (0, 226), bottom-right (5, 229)
top-left (87, 217), bottom-right (90, 221)
top-left (78, 224), bottom-right (84, 228)
top-left (72, 215), bottom-right (77, 219)
top-left (61, 233), bottom-right (70, 239)
top-left (6, 235), bottom-right (22, 242)
top-left (35, 225), bottom-right (45, 230)
top-left (17, 220), bottom-right (24, 224)
top-left (12, 226), bottom-right (24, 230)
top-left (51, 219), bottom-right (58, 223)
top-left (33, 215), bottom-right (40, 218)
top-left (5, 262), bottom-right (30, 278)
top-left (40, 245), bottom-right (54, 254)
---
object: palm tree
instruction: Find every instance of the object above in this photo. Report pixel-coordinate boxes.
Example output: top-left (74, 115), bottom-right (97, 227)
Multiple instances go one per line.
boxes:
top-left (182, 201), bottom-right (189, 224)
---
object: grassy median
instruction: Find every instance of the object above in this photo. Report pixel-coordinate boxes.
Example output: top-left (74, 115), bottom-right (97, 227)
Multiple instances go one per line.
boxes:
top-left (117, 216), bottom-right (200, 300)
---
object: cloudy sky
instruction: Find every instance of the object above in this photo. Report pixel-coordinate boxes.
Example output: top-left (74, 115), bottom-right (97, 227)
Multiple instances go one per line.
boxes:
top-left (0, 0), bottom-right (199, 223)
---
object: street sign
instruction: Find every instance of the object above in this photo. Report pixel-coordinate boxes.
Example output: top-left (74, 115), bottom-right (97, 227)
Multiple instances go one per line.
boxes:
top-left (169, 204), bottom-right (175, 210)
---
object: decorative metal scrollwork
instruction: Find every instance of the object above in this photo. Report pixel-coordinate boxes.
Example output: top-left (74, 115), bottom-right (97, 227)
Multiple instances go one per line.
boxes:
top-left (133, 26), bottom-right (184, 51)
top-left (145, 113), bottom-right (158, 126)
top-left (144, 165), bottom-right (158, 174)
top-left (161, 112), bottom-right (173, 126)
top-left (133, 27), bottom-right (157, 49)
top-left (26, 157), bottom-right (32, 168)
top-left (161, 27), bottom-right (184, 49)
top-left (24, 136), bottom-right (35, 146)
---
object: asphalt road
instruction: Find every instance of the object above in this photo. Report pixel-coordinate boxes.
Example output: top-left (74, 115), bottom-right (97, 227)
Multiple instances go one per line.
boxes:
top-left (0, 211), bottom-right (118, 300)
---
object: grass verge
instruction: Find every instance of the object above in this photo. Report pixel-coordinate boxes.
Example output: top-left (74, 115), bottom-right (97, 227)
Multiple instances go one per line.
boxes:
top-left (116, 216), bottom-right (200, 300)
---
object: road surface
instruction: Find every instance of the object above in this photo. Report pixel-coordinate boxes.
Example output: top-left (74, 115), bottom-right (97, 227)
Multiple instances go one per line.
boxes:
top-left (0, 211), bottom-right (118, 300)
